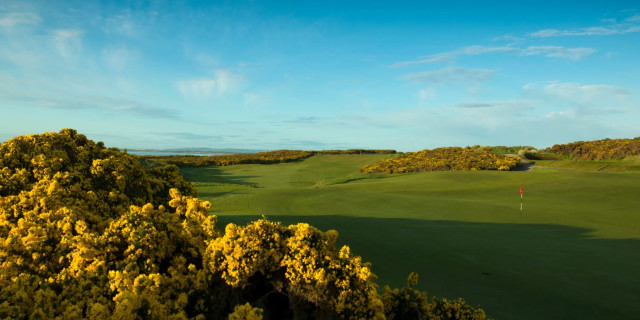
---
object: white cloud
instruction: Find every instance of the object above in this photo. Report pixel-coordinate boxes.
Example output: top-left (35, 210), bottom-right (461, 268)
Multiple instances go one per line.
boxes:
top-left (529, 14), bottom-right (640, 38)
top-left (520, 46), bottom-right (596, 60)
top-left (0, 75), bottom-right (179, 119)
top-left (177, 79), bottom-right (217, 98)
top-left (50, 29), bottom-right (85, 58)
top-left (538, 82), bottom-right (631, 97)
top-left (392, 44), bottom-right (593, 67)
top-left (103, 14), bottom-right (139, 37)
top-left (244, 92), bottom-right (259, 105)
top-left (0, 12), bottom-right (40, 28)
top-left (456, 102), bottom-right (493, 108)
top-left (546, 110), bottom-right (573, 118)
top-left (530, 27), bottom-right (628, 37)
top-left (177, 70), bottom-right (244, 99)
top-left (523, 82), bottom-right (634, 122)
top-left (459, 45), bottom-right (514, 55)
top-left (419, 88), bottom-right (436, 100)
top-left (102, 47), bottom-right (139, 70)
top-left (404, 66), bottom-right (494, 85)
top-left (390, 54), bottom-right (453, 68)
top-left (391, 45), bottom-right (514, 68)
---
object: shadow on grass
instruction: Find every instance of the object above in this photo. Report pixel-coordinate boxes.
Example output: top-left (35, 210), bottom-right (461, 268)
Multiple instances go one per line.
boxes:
top-left (214, 215), bottom-right (640, 320)
top-left (182, 167), bottom-right (259, 186)
top-left (198, 189), bottom-right (243, 198)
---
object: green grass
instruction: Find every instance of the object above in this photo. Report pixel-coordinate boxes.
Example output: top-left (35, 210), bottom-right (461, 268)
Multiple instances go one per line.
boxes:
top-left (533, 156), bottom-right (640, 172)
top-left (182, 154), bottom-right (640, 320)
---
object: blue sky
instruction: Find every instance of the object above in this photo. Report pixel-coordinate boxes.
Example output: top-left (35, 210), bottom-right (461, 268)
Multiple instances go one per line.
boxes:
top-left (1, 1), bottom-right (639, 151)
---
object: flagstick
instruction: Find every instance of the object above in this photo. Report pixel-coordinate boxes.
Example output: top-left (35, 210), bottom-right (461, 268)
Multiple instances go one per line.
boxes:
top-left (520, 193), bottom-right (523, 213)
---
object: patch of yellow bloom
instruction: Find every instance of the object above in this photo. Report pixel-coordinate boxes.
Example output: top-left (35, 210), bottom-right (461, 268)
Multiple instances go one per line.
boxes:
top-left (1, 129), bottom-right (487, 319)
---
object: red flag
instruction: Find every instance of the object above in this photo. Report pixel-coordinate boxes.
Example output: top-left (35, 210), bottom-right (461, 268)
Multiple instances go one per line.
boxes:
top-left (520, 185), bottom-right (523, 195)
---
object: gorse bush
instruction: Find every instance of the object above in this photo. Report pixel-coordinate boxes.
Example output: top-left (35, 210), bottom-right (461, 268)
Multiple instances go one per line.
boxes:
top-left (522, 151), bottom-right (562, 161)
top-left (361, 147), bottom-right (521, 174)
top-left (478, 146), bottom-right (535, 155)
top-left (143, 149), bottom-right (396, 168)
top-left (0, 129), bottom-right (486, 319)
top-left (545, 137), bottom-right (640, 160)
top-left (382, 273), bottom-right (486, 320)
top-left (144, 150), bottom-right (315, 167)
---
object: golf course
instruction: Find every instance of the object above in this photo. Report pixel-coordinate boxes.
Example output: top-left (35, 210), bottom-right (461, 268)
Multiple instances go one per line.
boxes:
top-left (181, 153), bottom-right (640, 320)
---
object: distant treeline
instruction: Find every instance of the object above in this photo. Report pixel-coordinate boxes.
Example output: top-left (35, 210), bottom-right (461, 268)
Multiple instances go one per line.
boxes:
top-left (543, 137), bottom-right (640, 160)
top-left (141, 149), bottom-right (396, 167)
top-left (361, 146), bottom-right (521, 173)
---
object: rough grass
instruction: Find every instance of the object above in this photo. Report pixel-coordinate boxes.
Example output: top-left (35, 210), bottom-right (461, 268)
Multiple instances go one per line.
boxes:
top-left (533, 157), bottom-right (640, 172)
top-left (182, 154), bottom-right (640, 320)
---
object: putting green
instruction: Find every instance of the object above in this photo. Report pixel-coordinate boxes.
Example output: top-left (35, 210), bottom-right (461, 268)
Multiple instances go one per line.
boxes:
top-left (182, 154), bottom-right (640, 320)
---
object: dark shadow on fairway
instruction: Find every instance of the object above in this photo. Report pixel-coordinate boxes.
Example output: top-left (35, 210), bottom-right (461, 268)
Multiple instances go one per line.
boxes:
top-left (182, 167), bottom-right (259, 186)
top-left (215, 215), bottom-right (640, 320)
top-left (198, 190), bottom-right (243, 198)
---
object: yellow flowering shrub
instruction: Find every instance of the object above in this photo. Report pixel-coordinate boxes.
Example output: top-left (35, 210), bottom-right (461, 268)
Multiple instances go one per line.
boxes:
top-left (546, 137), bottom-right (640, 160)
top-left (1, 130), bottom-right (487, 319)
top-left (361, 146), bottom-right (521, 173)
top-left (206, 220), bottom-right (385, 319)
top-left (227, 303), bottom-right (263, 320)
top-left (143, 149), bottom-right (396, 168)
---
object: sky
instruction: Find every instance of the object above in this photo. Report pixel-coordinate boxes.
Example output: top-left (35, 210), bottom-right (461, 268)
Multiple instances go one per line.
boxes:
top-left (1, 1), bottom-right (639, 151)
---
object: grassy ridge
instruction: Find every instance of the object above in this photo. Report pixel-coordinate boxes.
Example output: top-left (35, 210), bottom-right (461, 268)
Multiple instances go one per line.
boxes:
top-left (533, 157), bottom-right (640, 172)
top-left (184, 154), bottom-right (640, 320)
top-left (143, 149), bottom-right (396, 167)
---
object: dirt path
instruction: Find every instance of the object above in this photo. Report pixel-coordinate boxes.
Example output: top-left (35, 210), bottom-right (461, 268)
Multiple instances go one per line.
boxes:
top-left (506, 154), bottom-right (534, 171)
top-left (505, 154), bottom-right (585, 172)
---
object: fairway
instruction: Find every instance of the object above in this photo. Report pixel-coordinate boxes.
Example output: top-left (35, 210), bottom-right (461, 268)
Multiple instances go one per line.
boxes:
top-left (182, 154), bottom-right (640, 320)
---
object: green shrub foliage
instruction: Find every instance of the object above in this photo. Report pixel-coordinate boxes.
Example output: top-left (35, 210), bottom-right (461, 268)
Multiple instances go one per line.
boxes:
top-left (0, 130), bottom-right (485, 319)
top-left (361, 147), bottom-right (521, 173)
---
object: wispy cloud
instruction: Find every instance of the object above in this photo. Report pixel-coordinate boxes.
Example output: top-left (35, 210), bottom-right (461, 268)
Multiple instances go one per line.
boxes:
top-left (153, 132), bottom-right (223, 141)
top-left (521, 46), bottom-right (596, 60)
top-left (456, 103), bottom-right (493, 108)
top-left (103, 13), bottom-right (139, 37)
top-left (102, 46), bottom-right (140, 70)
top-left (0, 12), bottom-right (40, 28)
top-left (50, 29), bottom-right (85, 58)
top-left (0, 80), bottom-right (179, 120)
top-left (530, 27), bottom-right (636, 37)
top-left (282, 116), bottom-right (322, 124)
top-left (526, 82), bottom-right (632, 98)
top-left (523, 82), bottom-right (634, 118)
top-left (419, 88), bottom-right (436, 102)
top-left (529, 14), bottom-right (640, 37)
top-left (112, 104), bottom-right (179, 119)
top-left (393, 44), bottom-right (594, 67)
top-left (391, 45), bottom-right (514, 68)
top-left (177, 70), bottom-right (244, 99)
top-left (403, 66), bottom-right (494, 85)
top-left (390, 54), bottom-right (453, 68)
